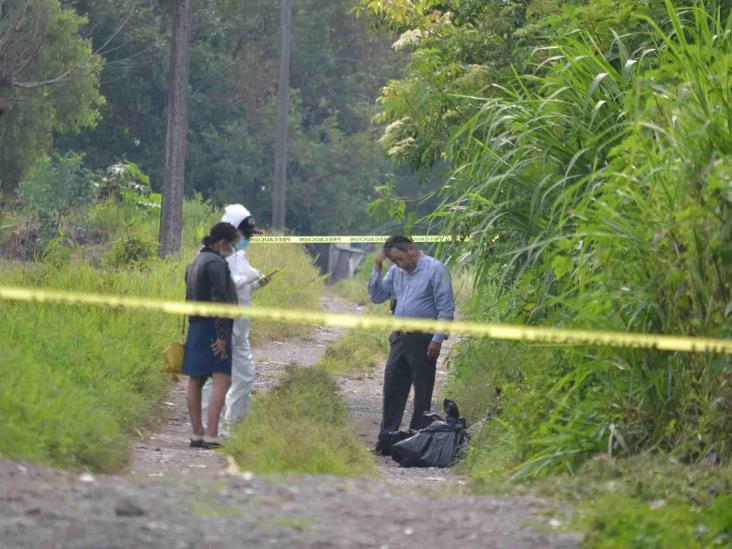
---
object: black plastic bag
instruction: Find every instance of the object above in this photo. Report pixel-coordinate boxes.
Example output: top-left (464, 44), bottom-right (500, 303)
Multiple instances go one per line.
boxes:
top-left (391, 399), bottom-right (470, 468)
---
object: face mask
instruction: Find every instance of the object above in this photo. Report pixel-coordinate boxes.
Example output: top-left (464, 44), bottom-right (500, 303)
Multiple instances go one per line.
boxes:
top-left (221, 243), bottom-right (235, 258)
top-left (235, 238), bottom-right (250, 251)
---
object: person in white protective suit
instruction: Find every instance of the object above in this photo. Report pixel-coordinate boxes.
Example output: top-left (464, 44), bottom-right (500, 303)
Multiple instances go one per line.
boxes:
top-left (201, 203), bottom-right (270, 434)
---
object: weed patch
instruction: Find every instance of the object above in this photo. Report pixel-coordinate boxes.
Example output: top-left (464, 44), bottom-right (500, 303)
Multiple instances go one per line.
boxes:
top-left (463, 452), bottom-right (732, 547)
top-left (580, 493), bottom-right (731, 548)
top-left (225, 367), bottom-right (375, 476)
top-left (568, 456), bottom-right (732, 547)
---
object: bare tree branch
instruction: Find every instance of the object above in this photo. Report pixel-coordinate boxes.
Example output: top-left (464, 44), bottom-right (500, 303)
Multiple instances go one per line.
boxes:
top-left (12, 68), bottom-right (72, 88)
top-left (0, 3), bottom-right (49, 86)
top-left (2, 1), bottom-right (154, 92)
top-left (92, 8), bottom-right (135, 57)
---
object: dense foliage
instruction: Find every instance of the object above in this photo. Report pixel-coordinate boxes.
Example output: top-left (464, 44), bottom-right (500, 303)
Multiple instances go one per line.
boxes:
top-left (1, 0), bottom-right (412, 235)
top-left (0, 0), bottom-right (104, 192)
top-left (361, 0), bottom-right (732, 474)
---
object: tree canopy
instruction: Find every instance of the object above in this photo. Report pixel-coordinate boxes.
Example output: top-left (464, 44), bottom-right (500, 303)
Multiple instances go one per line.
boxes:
top-left (45, 0), bottom-right (405, 235)
top-left (0, 0), bottom-right (104, 195)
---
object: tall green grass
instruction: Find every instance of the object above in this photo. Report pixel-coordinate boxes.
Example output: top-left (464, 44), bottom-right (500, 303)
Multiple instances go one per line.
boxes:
top-left (0, 261), bottom-right (183, 471)
top-left (441, 0), bottom-right (732, 481)
top-left (247, 242), bottom-right (325, 341)
top-left (225, 367), bottom-right (375, 476)
top-left (0, 197), bottom-right (325, 471)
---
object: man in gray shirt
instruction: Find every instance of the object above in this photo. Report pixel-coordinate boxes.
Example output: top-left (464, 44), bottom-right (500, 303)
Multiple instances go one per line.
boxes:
top-left (368, 235), bottom-right (455, 455)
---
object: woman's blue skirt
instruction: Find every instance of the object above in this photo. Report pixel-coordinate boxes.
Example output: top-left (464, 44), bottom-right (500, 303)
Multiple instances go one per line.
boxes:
top-left (182, 318), bottom-right (232, 377)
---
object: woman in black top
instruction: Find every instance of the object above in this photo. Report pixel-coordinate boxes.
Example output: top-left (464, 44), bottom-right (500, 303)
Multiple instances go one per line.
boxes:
top-left (182, 222), bottom-right (239, 449)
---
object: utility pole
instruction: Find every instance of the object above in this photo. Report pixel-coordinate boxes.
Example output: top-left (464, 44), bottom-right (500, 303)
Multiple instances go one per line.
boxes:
top-left (159, 0), bottom-right (191, 257)
top-left (271, 0), bottom-right (291, 233)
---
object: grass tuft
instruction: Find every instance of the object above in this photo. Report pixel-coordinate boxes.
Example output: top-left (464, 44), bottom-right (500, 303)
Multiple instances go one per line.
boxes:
top-left (225, 366), bottom-right (375, 476)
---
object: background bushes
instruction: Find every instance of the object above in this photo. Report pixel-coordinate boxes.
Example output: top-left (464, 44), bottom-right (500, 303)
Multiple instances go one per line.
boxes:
top-left (0, 159), bottom-right (326, 471)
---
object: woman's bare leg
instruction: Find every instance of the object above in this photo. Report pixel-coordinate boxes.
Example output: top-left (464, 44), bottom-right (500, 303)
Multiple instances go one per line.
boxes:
top-left (187, 376), bottom-right (206, 437)
top-left (205, 372), bottom-right (231, 437)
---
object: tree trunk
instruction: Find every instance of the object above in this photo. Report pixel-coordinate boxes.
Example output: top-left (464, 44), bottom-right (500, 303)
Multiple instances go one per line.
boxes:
top-left (158, 0), bottom-right (191, 258)
top-left (271, 0), bottom-right (292, 233)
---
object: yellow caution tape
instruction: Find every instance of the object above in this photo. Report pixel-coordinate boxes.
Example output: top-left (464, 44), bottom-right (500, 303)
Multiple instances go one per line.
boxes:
top-left (249, 235), bottom-right (468, 244)
top-left (0, 285), bottom-right (730, 354)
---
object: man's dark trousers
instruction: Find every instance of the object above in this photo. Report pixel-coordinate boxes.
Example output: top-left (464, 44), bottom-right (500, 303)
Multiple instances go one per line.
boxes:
top-left (380, 331), bottom-right (437, 436)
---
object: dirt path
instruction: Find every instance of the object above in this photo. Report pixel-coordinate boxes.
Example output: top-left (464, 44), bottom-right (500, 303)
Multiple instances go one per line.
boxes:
top-left (127, 295), bottom-right (357, 479)
top-left (0, 294), bottom-right (579, 548)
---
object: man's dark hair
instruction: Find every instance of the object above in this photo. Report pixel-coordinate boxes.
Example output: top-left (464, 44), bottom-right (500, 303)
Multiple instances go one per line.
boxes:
top-left (383, 235), bottom-right (414, 253)
top-left (202, 222), bottom-right (239, 246)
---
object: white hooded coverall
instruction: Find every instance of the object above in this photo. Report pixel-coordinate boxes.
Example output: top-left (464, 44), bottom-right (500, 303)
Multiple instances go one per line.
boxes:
top-left (202, 206), bottom-right (263, 432)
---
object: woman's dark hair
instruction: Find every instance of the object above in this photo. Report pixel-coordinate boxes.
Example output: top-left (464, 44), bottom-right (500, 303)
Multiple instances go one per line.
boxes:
top-left (202, 222), bottom-right (238, 247)
top-left (383, 235), bottom-right (413, 253)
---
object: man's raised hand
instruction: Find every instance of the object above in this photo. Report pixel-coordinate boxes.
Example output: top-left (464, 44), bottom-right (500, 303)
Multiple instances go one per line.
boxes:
top-left (374, 250), bottom-right (386, 271)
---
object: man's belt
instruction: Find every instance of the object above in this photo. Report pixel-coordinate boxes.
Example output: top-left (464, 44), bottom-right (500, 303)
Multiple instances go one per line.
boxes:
top-left (393, 330), bottom-right (429, 337)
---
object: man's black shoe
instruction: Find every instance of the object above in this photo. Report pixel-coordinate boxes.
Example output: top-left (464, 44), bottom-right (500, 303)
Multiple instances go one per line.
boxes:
top-left (372, 430), bottom-right (412, 456)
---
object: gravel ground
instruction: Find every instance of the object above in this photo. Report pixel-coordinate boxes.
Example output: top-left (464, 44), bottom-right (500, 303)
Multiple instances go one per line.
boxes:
top-left (0, 294), bottom-right (581, 548)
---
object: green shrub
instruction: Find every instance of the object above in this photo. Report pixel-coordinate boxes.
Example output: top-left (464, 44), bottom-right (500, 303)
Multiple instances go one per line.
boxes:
top-left (87, 194), bottom-right (218, 250)
top-left (225, 367), bottom-right (375, 476)
top-left (103, 233), bottom-right (157, 268)
top-left (18, 153), bottom-right (95, 232)
top-left (96, 161), bottom-right (160, 211)
top-left (42, 231), bottom-right (79, 268)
